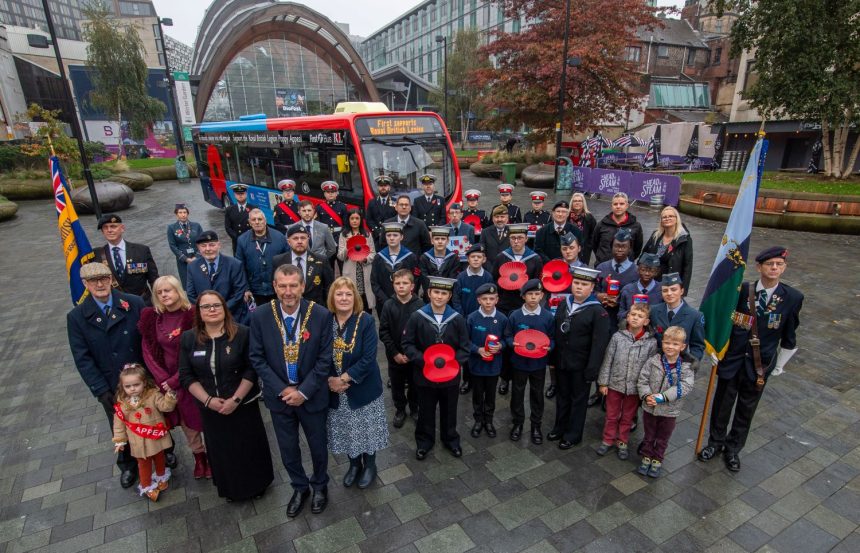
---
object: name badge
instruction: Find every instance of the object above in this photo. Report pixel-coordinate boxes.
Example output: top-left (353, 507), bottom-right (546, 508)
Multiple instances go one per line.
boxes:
top-left (193, 350), bottom-right (206, 357)
top-left (185, 248), bottom-right (195, 255)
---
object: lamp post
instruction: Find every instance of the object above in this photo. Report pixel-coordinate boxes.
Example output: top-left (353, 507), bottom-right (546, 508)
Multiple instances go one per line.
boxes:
top-left (434, 35), bottom-right (448, 128)
top-left (554, 0), bottom-right (580, 187)
top-left (156, 17), bottom-right (185, 156)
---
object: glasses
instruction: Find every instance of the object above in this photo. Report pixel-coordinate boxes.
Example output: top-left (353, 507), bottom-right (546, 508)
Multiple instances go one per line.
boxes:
top-left (661, 215), bottom-right (677, 220)
top-left (88, 276), bottom-right (112, 284)
top-left (199, 303), bottom-right (224, 311)
top-left (761, 261), bottom-right (786, 268)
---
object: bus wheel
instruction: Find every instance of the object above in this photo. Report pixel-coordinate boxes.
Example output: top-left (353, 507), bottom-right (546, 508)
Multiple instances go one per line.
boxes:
top-left (222, 194), bottom-right (232, 210)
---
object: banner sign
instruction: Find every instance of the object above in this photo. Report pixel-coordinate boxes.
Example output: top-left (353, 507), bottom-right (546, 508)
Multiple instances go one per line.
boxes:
top-left (557, 166), bottom-right (681, 206)
top-left (276, 89), bottom-right (307, 116)
top-left (173, 71), bottom-right (197, 126)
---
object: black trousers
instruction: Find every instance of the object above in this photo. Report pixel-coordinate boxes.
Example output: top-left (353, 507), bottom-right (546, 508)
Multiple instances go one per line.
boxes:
top-left (552, 370), bottom-right (590, 444)
top-left (415, 385), bottom-right (460, 451)
top-left (389, 360), bottom-right (417, 413)
top-left (511, 369), bottom-right (546, 426)
top-left (98, 395), bottom-right (137, 472)
top-left (471, 374), bottom-right (498, 423)
top-left (708, 369), bottom-right (765, 455)
top-left (270, 407), bottom-right (329, 492)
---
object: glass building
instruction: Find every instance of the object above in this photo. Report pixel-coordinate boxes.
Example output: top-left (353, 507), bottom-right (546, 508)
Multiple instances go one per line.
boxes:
top-left (0, 0), bottom-right (156, 41)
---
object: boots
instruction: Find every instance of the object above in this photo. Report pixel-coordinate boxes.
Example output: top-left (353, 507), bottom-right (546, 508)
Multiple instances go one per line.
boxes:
top-left (358, 453), bottom-right (377, 489)
top-left (343, 456), bottom-right (362, 488)
top-left (193, 452), bottom-right (206, 479)
top-left (203, 453), bottom-right (212, 479)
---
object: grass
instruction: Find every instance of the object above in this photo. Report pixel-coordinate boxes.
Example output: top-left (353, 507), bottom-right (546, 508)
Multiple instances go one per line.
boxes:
top-left (93, 157), bottom-right (176, 172)
top-left (683, 170), bottom-right (860, 196)
top-left (455, 149), bottom-right (479, 157)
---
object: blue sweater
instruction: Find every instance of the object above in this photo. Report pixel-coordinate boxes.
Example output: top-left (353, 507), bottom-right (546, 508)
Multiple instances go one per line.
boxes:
top-left (617, 279), bottom-right (663, 322)
top-left (453, 268), bottom-right (494, 316)
top-left (466, 309), bottom-right (508, 376)
top-left (505, 306), bottom-right (556, 372)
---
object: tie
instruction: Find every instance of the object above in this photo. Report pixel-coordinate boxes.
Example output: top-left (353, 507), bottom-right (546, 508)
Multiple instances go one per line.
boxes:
top-left (453, 225), bottom-right (459, 236)
top-left (112, 247), bottom-right (124, 278)
top-left (103, 304), bottom-right (111, 317)
top-left (209, 262), bottom-right (216, 282)
top-left (615, 263), bottom-right (622, 274)
top-left (756, 290), bottom-right (768, 317)
top-left (306, 225), bottom-right (313, 248)
top-left (284, 316), bottom-right (298, 382)
top-left (668, 310), bottom-right (675, 322)
top-left (557, 227), bottom-right (563, 235)
top-left (641, 287), bottom-right (647, 295)
top-left (296, 257), bottom-right (304, 275)
top-left (498, 229), bottom-right (504, 240)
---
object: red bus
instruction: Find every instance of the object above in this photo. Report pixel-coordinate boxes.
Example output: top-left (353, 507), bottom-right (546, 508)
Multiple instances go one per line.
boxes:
top-left (191, 110), bottom-right (462, 221)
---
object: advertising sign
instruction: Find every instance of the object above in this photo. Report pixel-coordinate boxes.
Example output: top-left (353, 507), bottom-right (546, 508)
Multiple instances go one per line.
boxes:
top-left (276, 89), bottom-right (307, 116)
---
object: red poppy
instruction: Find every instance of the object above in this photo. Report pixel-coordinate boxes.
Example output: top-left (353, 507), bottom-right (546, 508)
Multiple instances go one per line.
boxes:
top-left (144, 407), bottom-right (152, 415)
top-left (463, 214), bottom-right (482, 233)
top-left (346, 235), bottom-right (371, 262)
top-left (412, 267), bottom-right (422, 277)
top-left (514, 329), bottom-right (551, 359)
top-left (423, 344), bottom-right (459, 383)
top-left (548, 295), bottom-right (564, 309)
top-left (541, 260), bottom-right (573, 293)
top-left (134, 412), bottom-right (142, 419)
top-left (498, 261), bottom-right (528, 291)
top-left (302, 330), bottom-right (311, 341)
top-left (119, 300), bottom-right (130, 311)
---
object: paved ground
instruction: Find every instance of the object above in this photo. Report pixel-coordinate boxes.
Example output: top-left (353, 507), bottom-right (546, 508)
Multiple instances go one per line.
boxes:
top-left (0, 171), bottom-right (859, 553)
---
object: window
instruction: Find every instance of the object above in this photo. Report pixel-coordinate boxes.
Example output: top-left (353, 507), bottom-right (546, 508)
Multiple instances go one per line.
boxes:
top-left (648, 83), bottom-right (710, 108)
top-left (625, 46), bottom-right (641, 63)
top-left (743, 61), bottom-right (758, 93)
top-left (118, 2), bottom-right (153, 16)
top-left (686, 49), bottom-right (697, 65)
top-left (715, 20), bottom-right (723, 34)
top-left (656, 45), bottom-right (669, 58)
top-left (713, 47), bottom-right (722, 64)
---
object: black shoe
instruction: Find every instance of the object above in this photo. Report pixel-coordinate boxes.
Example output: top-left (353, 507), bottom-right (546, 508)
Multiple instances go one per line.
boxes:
top-left (498, 381), bottom-right (509, 395)
top-left (547, 430), bottom-right (562, 442)
top-left (416, 448), bottom-right (429, 460)
top-left (558, 440), bottom-right (574, 450)
top-left (164, 451), bottom-right (178, 469)
top-left (510, 424), bottom-right (523, 441)
top-left (357, 454), bottom-right (377, 489)
top-left (287, 489), bottom-right (310, 517)
top-left (410, 409), bottom-right (419, 421)
top-left (470, 421), bottom-right (483, 438)
top-left (586, 392), bottom-right (601, 407)
top-left (393, 410), bottom-right (406, 429)
top-left (460, 382), bottom-right (471, 395)
top-left (531, 426), bottom-right (543, 445)
top-left (545, 385), bottom-right (556, 399)
top-left (697, 444), bottom-right (721, 462)
top-left (449, 446), bottom-right (462, 458)
top-left (343, 456), bottom-right (362, 488)
top-left (724, 452), bottom-right (741, 472)
top-left (485, 423), bottom-right (497, 438)
top-left (311, 487), bottom-right (328, 514)
top-left (386, 379), bottom-right (391, 388)
top-left (120, 469), bottom-right (138, 489)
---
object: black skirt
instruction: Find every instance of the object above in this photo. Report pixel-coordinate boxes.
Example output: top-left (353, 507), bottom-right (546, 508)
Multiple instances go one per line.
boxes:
top-left (201, 400), bottom-right (274, 500)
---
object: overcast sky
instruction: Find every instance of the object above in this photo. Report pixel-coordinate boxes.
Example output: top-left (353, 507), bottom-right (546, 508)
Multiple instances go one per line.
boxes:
top-left (151, 0), bottom-right (683, 46)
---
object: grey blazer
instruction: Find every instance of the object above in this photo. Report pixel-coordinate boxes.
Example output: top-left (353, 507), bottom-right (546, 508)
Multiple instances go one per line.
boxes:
top-left (290, 221), bottom-right (337, 260)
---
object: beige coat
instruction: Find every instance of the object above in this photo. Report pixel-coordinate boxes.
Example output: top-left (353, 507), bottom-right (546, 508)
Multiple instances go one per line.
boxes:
top-left (112, 389), bottom-right (177, 459)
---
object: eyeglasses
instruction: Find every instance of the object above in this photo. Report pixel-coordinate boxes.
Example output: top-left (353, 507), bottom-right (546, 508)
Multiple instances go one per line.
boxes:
top-left (661, 215), bottom-right (677, 220)
top-left (199, 303), bottom-right (224, 311)
top-left (87, 276), bottom-right (112, 284)
top-left (761, 261), bottom-right (786, 268)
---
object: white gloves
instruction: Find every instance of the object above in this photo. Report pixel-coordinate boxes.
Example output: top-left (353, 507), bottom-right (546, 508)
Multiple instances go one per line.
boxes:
top-left (771, 347), bottom-right (797, 376)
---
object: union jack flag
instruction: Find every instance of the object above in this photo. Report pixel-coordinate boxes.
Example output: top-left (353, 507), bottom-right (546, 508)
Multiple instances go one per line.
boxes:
top-left (641, 137), bottom-right (659, 169)
top-left (52, 156), bottom-right (94, 304)
top-left (611, 134), bottom-right (645, 149)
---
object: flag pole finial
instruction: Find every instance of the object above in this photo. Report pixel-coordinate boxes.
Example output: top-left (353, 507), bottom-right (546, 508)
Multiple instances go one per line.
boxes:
top-left (46, 133), bottom-right (56, 156)
top-left (757, 119), bottom-right (767, 138)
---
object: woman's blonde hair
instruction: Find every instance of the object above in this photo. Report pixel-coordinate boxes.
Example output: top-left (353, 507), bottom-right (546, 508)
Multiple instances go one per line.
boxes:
top-left (151, 275), bottom-right (192, 314)
top-left (568, 192), bottom-right (591, 215)
top-left (327, 276), bottom-right (364, 314)
top-left (652, 206), bottom-right (684, 242)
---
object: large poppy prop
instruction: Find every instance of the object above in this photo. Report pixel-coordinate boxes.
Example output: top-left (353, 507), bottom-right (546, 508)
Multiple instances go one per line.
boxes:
top-left (498, 261), bottom-right (528, 291)
top-left (423, 344), bottom-right (459, 383)
top-left (346, 235), bottom-right (371, 262)
top-left (632, 293), bottom-right (650, 304)
top-left (463, 214), bottom-right (483, 234)
top-left (513, 329), bottom-right (550, 359)
top-left (541, 260), bottom-right (573, 293)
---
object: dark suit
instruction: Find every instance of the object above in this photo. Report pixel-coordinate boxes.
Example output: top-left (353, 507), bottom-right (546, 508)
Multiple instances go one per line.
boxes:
top-left (534, 222), bottom-right (582, 263)
top-left (67, 291), bottom-right (144, 472)
top-left (166, 221), bottom-right (203, 288)
top-left (272, 251), bottom-right (334, 305)
top-left (186, 254), bottom-right (249, 324)
top-left (479, 226), bottom-right (510, 272)
top-left (366, 195), bottom-right (397, 248)
top-left (249, 299), bottom-right (333, 491)
top-left (387, 216), bottom-right (431, 257)
top-left (413, 194), bottom-right (446, 227)
top-left (224, 203), bottom-right (257, 253)
top-left (708, 281), bottom-right (803, 455)
top-left (649, 300), bottom-right (706, 361)
top-left (445, 222), bottom-right (476, 245)
top-left (93, 242), bottom-right (159, 305)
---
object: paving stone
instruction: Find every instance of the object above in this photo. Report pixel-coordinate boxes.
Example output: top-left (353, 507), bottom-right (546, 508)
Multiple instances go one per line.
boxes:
top-left (92, 500), bottom-right (148, 530)
top-left (0, 517), bottom-right (26, 544)
top-left (728, 522), bottom-right (771, 552)
top-left (210, 536), bottom-right (259, 553)
top-left (364, 484), bottom-right (401, 508)
top-left (354, 504), bottom-right (400, 538)
top-left (769, 488), bottom-right (821, 522)
top-left (64, 492), bottom-right (105, 523)
top-left (378, 464), bottom-right (412, 486)
top-left (424, 459), bottom-right (469, 484)
top-left (483, 517), bottom-right (552, 553)
top-left (20, 482), bottom-right (62, 503)
top-left (702, 538), bottom-right (747, 553)
top-left (515, 460), bottom-right (569, 489)
top-left (48, 516), bottom-right (93, 543)
top-left (630, 499), bottom-right (698, 545)
top-left (389, 493), bottom-right (431, 524)
top-left (294, 517), bottom-right (364, 553)
top-left (580, 523), bottom-right (657, 553)
top-left (6, 529), bottom-right (50, 553)
top-left (413, 524), bottom-right (473, 553)
top-left (545, 520), bottom-right (600, 552)
top-left (759, 467), bottom-right (809, 498)
top-left (585, 501), bottom-right (636, 534)
top-left (34, 527), bottom-right (104, 552)
top-left (485, 449), bottom-right (544, 482)
top-left (609, 473), bottom-right (648, 496)
top-left (769, 518), bottom-right (840, 553)
top-left (828, 531), bottom-right (860, 553)
top-left (519, 540), bottom-right (558, 553)
top-left (538, 499), bottom-right (588, 532)
top-left (684, 518), bottom-right (731, 549)
top-left (749, 510), bottom-right (792, 537)
top-left (460, 490), bottom-right (499, 515)
top-left (738, 487), bottom-right (779, 512)
top-left (707, 498), bottom-right (759, 532)
top-left (89, 531), bottom-right (147, 553)
top-left (803, 504), bottom-right (858, 540)
top-left (489, 489), bottom-right (554, 531)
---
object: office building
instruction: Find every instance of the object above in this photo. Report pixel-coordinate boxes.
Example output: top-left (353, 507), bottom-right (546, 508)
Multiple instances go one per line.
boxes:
top-left (0, 0), bottom-right (157, 41)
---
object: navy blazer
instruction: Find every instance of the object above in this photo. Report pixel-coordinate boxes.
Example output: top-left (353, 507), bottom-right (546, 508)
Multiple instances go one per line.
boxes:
top-left (249, 299), bottom-right (334, 413)
top-left (186, 254), bottom-right (249, 324)
top-left (445, 222), bottom-right (476, 245)
top-left (166, 221), bottom-right (203, 263)
top-left (650, 301), bottom-right (706, 361)
top-left (93, 241), bottom-right (159, 304)
top-left (67, 291), bottom-right (145, 397)
top-left (328, 313), bottom-right (384, 410)
top-left (235, 228), bottom-right (289, 296)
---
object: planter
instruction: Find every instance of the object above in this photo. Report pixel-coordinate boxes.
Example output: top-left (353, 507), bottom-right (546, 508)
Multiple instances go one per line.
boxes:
top-left (521, 164), bottom-right (556, 189)
top-left (111, 171), bottom-right (153, 191)
top-left (0, 178), bottom-right (53, 200)
top-left (469, 161), bottom-right (527, 179)
top-left (71, 181), bottom-right (135, 214)
top-left (0, 195), bottom-right (18, 221)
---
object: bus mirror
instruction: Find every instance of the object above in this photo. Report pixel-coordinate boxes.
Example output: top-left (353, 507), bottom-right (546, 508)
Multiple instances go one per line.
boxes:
top-left (337, 154), bottom-right (350, 173)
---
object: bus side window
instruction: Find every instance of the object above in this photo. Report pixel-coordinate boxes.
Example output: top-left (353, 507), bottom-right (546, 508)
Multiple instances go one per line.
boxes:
top-left (224, 145), bottom-right (238, 183)
top-left (235, 145), bottom-right (256, 185)
top-left (195, 142), bottom-right (209, 177)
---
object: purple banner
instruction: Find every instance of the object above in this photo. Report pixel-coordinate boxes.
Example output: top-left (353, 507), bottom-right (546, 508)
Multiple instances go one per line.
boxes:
top-left (561, 166), bottom-right (680, 206)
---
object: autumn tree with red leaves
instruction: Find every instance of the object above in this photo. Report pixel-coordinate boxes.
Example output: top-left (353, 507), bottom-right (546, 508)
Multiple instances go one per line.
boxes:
top-left (473, 0), bottom-right (660, 141)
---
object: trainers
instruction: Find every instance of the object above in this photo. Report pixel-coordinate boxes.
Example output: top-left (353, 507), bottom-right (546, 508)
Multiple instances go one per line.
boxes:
top-left (617, 442), bottom-right (629, 460)
top-left (596, 442), bottom-right (612, 456)
top-left (647, 460), bottom-right (662, 478)
top-left (637, 457), bottom-right (652, 476)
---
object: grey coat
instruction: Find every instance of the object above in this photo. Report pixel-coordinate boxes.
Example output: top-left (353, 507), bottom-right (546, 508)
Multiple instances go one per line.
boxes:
top-left (597, 330), bottom-right (658, 395)
top-left (637, 354), bottom-right (694, 418)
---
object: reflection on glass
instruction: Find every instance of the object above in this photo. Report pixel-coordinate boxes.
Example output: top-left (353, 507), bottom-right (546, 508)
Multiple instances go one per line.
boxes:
top-left (361, 139), bottom-right (454, 200)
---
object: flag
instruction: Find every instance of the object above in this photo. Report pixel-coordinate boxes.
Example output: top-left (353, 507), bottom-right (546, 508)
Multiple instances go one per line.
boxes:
top-left (611, 134), bottom-right (644, 149)
top-left (685, 125), bottom-right (699, 165)
top-left (711, 124), bottom-right (726, 170)
top-left (700, 136), bottom-right (768, 362)
top-left (52, 155), bottom-right (95, 305)
top-left (641, 137), bottom-right (658, 168)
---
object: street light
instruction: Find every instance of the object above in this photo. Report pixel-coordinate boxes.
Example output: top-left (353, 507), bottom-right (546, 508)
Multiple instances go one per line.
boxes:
top-left (434, 35), bottom-right (448, 127)
top-left (554, 0), bottom-right (579, 187)
top-left (156, 16), bottom-right (190, 182)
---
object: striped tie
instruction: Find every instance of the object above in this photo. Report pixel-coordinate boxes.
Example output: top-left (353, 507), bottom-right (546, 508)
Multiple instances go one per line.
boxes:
top-left (756, 290), bottom-right (768, 317)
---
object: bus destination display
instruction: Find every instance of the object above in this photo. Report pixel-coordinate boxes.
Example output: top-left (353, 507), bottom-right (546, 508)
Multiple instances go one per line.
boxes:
top-left (355, 116), bottom-right (442, 137)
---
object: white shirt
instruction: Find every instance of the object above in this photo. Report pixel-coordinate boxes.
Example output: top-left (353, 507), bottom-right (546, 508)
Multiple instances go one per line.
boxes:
top-left (478, 308), bottom-right (498, 318)
top-left (399, 216), bottom-right (410, 225)
top-left (467, 267), bottom-right (485, 277)
top-left (291, 251), bottom-right (307, 273)
top-left (756, 281), bottom-right (778, 304)
top-left (522, 305), bottom-right (542, 316)
top-left (109, 239), bottom-right (127, 267)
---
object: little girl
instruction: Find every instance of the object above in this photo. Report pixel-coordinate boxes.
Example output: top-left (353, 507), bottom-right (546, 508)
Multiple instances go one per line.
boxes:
top-left (112, 364), bottom-right (177, 501)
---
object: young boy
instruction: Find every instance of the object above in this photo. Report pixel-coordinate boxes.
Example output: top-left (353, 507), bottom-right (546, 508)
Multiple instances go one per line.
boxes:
top-left (467, 283), bottom-right (507, 438)
top-left (495, 183), bottom-right (522, 223)
top-left (403, 276), bottom-right (470, 460)
top-left (596, 304), bottom-right (658, 459)
top-left (506, 279), bottom-right (555, 444)
top-left (545, 232), bottom-right (583, 400)
top-left (378, 269), bottom-right (425, 428)
top-left (371, 221), bottom-right (419, 306)
top-left (617, 253), bottom-right (663, 325)
top-left (452, 244), bottom-right (493, 317)
top-left (595, 229), bottom-right (640, 333)
top-left (636, 326), bottom-right (694, 477)
top-left (462, 189), bottom-right (488, 236)
top-left (419, 226), bottom-right (460, 297)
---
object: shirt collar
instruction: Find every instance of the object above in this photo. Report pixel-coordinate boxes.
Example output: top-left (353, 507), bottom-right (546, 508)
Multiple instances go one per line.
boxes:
top-left (479, 308), bottom-right (497, 318)
top-left (467, 267), bottom-right (485, 277)
top-left (93, 295), bottom-right (113, 311)
top-left (110, 239), bottom-right (126, 252)
top-left (639, 279), bottom-right (656, 292)
top-left (756, 280), bottom-right (778, 295)
top-left (522, 304), bottom-right (542, 316)
top-left (669, 300), bottom-right (685, 314)
top-left (612, 258), bottom-right (633, 272)
top-left (399, 216), bottom-right (409, 224)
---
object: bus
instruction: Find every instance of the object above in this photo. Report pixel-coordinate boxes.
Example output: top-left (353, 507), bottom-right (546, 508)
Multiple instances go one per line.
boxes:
top-left (191, 109), bottom-right (462, 223)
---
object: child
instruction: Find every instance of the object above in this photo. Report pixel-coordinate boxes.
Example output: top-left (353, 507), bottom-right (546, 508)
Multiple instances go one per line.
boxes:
top-left (112, 364), bottom-right (177, 501)
top-left (545, 232), bottom-right (583, 399)
top-left (467, 283), bottom-right (507, 438)
top-left (506, 279), bottom-right (554, 444)
top-left (617, 253), bottom-right (662, 325)
top-left (636, 326), bottom-right (694, 477)
top-left (378, 269), bottom-right (424, 429)
top-left (452, 244), bottom-right (493, 317)
top-left (419, 226), bottom-right (460, 297)
top-left (371, 221), bottom-right (420, 306)
top-left (596, 304), bottom-right (657, 459)
top-left (595, 229), bottom-right (640, 333)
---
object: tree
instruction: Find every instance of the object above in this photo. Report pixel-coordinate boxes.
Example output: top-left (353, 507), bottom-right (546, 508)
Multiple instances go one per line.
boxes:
top-left (82, 2), bottom-right (165, 159)
top-left (714, 0), bottom-right (860, 178)
top-left (472, 0), bottom-right (659, 142)
top-left (428, 29), bottom-right (492, 147)
top-left (19, 104), bottom-right (78, 162)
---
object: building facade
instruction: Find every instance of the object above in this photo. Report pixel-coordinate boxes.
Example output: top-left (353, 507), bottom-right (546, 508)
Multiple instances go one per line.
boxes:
top-left (0, 0), bottom-right (156, 41)
top-left (164, 34), bottom-right (192, 73)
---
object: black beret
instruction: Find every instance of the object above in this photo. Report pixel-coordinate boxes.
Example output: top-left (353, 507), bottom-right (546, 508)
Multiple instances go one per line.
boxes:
top-left (196, 230), bottom-right (219, 244)
top-left (475, 283), bottom-right (498, 296)
top-left (553, 201), bottom-right (570, 210)
top-left (466, 244), bottom-right (485, 256)
top-left (97, 213), bottom-right (122, 229)
top-left (520, 278), bottom-right (543, 296)
top-left (286, 224), bottom-right (309, 237)
top-left (614, 228), bottom-right (633, 243)
top-left (755, 246), bottom-right (788, 264)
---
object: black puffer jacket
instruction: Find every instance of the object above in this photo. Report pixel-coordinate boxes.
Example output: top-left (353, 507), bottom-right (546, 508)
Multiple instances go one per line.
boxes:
top-left (592, 212), bottom-right (643, 265)
top-left (642, 230), bottom-right (693, 293)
